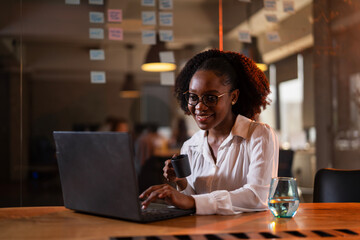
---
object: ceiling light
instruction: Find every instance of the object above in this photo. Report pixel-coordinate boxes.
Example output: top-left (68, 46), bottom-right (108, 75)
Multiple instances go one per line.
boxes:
top-left (241, 37), bottom-right (268, 72)
top-left (120, 44), bottom-right (140, 98)
top-left (141, 62), bottom-right (176, 72)
top-left (119, 73), bottom-right (140, 98)
top-left (256, 63), bottom-right (268, 72)
top-left (141, 39), bottom-right (176, 72)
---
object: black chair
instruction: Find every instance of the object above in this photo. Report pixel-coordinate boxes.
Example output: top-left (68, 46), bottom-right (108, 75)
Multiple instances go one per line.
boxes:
top-left (278, 149), bottom-right (294, 177)
top-left (313, 168), bottom-right (360, 203)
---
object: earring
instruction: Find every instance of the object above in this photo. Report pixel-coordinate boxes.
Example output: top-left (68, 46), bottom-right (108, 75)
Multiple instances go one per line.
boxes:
top-left (232, 101), bottom-right (236, 105)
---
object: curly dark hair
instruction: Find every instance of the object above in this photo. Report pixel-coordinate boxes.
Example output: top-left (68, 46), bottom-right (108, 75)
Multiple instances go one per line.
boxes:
top-left (174, 49), bottom-right (270, 120)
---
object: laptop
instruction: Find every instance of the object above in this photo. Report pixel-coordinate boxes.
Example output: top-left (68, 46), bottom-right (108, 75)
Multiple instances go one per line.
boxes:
top-left (53, 131), bottom-right (195, 222)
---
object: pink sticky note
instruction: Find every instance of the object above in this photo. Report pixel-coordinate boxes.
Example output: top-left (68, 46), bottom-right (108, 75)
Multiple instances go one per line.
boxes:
top-left (108, 9), bottom-right (122, 22)
top-left (108, 28), bottom-right (123, 40)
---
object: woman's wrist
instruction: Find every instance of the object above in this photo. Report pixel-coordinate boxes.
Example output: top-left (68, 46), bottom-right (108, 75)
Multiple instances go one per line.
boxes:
top-left (186, 195), bottom-right (196, 209)
top-left (176, 178), bottom-right (188, 191)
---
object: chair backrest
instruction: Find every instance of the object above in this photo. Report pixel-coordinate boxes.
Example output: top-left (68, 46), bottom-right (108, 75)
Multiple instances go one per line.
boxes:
top-left (313, 168), bottom-right (360, 203)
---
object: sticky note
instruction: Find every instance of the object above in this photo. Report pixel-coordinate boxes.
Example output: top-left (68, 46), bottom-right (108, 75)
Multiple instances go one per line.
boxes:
top-left (141, 0), bottom-right (155, 7)
top-left (89, 28), bottom-right (104, 39)
top-left (159, 12), bottom-right (173, 26)
top-left (159, 0), bottom-right (173, 10)
top-left (65, 0), bottom-right (80, 5)
top-left (91, 71), bottom-right (106, 84)
top-left (108, 28), bottom-right (123, 40)
top-left (108, 9), bottom-right (122, 22)
top-left (266, 31), bottom-right (281, 42)
top-left (89, 12), bottom-right (104, 23)
top-left (142, 30), bottom-right (156, 45)
top-left (264, 0), bottom-right (277, 11)
top-left (160, 72), bottom-right (175, 86)
top-left (238, 30), bottom-right (251, 43)
top-left (265, 14), bottom-right (278, 22)
top-left (142, 11), bottom-right (156, 25)
top-left (159, 51), bottom-right (175, 63)
top-left (89, 49), bottom-right (105, 60)
top-left (159, 30), bottom-right (173, 42)
top-left (88, 0), bottom-right (103, 5)
top-left (283, 0), bottom-right (295, 13)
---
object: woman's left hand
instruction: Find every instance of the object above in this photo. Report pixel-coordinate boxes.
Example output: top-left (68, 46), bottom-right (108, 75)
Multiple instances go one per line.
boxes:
top-left (139, 184), bottom-right (195, 210)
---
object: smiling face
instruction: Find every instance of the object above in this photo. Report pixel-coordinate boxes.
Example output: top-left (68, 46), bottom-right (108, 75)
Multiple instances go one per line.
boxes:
top-left (187, 70), bottom-right (239, 132)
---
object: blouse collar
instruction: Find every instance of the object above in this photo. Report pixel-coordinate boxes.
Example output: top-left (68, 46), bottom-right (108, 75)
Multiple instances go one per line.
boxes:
top-left (191, 114), bottom-right (253, 152)
top-left (231, 114), bottom-right (253, 140)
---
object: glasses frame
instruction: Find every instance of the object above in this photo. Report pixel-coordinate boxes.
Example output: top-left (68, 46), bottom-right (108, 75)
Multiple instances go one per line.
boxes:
top-left (183, 91), bottom-right (229, 107)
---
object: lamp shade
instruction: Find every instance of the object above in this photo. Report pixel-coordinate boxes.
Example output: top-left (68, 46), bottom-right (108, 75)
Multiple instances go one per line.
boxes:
top-left (141, 40), bottom-right (176, 72)
top-left (119, 73), bottom-right (140, 98)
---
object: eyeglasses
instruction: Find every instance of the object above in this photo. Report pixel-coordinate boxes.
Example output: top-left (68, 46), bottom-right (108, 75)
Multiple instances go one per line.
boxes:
top-left (183, 91), bottom-right (229, 107)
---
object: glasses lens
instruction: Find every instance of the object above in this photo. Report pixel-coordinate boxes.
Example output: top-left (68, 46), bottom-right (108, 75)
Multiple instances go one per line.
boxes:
top-left (186, 93), bottom-right (199, 106)
top-left (203, 95), bottom-right (218, 106)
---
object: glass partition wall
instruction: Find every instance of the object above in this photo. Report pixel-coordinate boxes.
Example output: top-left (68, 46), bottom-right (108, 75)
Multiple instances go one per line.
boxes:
top-left (2, 0), bottom-right (360, 207)
top-left (1, 0), bottom-right (222, 207)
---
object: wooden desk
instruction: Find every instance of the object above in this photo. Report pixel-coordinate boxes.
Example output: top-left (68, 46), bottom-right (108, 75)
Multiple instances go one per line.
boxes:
top-left (1, 203), bottom-right (360, 239)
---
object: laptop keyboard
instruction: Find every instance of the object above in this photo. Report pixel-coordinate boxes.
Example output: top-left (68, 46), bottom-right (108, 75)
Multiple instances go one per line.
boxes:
top-left (140, 203), bottom-right (193, 220)
top-left (142, 207), bottom-right (175, 217)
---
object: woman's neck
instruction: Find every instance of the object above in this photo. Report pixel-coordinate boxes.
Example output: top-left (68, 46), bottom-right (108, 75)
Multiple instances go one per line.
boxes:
top-left (207, 114), bottom-right (237, 143)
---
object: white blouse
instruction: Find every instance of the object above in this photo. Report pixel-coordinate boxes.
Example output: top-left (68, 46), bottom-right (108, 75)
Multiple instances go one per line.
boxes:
top-left (180, 114), bottom-right (279, 215)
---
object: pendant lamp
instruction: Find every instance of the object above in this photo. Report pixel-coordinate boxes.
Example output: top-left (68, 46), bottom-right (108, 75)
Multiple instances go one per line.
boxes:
top-left (239, 2), bottom-right (267, 72)
top-left (241, 38), bottom-right (268, 72)
top-left (141, 38), bottom-right (176, 72)
top-left (120, 44), bottom-right (140, 98)
top-left (119, 73), bottom-right (140, 98)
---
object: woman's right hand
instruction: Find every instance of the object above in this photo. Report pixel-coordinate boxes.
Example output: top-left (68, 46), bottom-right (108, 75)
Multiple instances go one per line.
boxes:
top-left (163, 155), bottom-right (188, 191)
top-left (163, 159), bottom-right (178, 183)
top-left (139, 184), bottom-right (195, 210)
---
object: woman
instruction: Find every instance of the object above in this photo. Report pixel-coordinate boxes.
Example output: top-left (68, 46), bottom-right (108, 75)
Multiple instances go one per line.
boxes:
top-left (139, 49), bottom-right (279, 215)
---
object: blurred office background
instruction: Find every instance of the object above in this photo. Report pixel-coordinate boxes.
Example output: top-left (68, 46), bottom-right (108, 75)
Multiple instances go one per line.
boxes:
top-left (1, 0), bottom-right (360, 207)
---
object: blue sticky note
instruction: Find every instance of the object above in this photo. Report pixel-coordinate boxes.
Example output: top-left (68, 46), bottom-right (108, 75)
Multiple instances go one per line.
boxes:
top-left (89, 0), bottom-right (103, 5)
top-left (89, 50), bottom-right (105, 60)
top-left (159, 0), bottom-right (173, 9)
top-left (266, 32), bottom-right (281, 42)
top-left (65, 0), bottom-right (80, 5)
top-left (283, 0), bottom-right (295, 13)
top-left (159, 12), bottom-right (173, 26)
top-left (265, 14), bottom-right (278, 23)
top-left (89, 28), bottom-right (104, 39)
top-left (159, 30), bottom-right (173, 42)
top-left (264, 0), bottom-right (277, 11)
top-left (238, 30), bottom-right (251, 43)
top-left (89, 12), bottom-right (104, 23)
top-left (91, 71), bottom-right (106, 84)
top-left (142, 11), bottom-right (156, 25)
top-left (142, 0), bottom-right (155, 7)
top-left (142, 30), bottom-right (156, 44)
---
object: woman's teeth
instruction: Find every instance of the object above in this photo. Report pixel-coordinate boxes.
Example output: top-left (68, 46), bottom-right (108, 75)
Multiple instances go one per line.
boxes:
top-left (197, 115), bottom-right (211, 121)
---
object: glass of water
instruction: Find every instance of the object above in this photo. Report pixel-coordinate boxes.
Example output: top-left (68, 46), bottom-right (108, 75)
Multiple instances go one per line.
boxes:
top-left (268, 177), bottom-right (300, 218)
